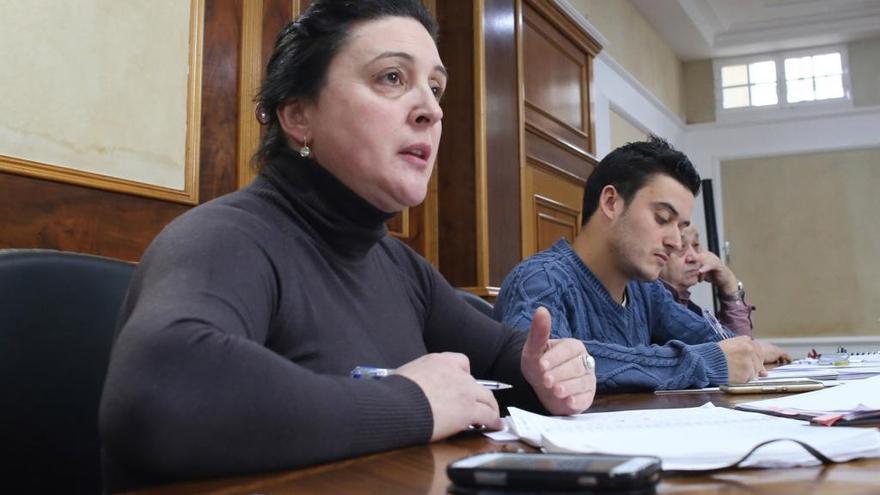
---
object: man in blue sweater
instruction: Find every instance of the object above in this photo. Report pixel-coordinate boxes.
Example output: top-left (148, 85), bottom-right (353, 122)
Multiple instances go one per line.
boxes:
top-left (494, 137), bottom-right (770, 391)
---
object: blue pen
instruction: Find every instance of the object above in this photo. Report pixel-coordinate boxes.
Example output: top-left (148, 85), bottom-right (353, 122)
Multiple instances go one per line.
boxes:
top-left (702, 308), bottom-right (734, 340)
top-left (350, 366), bottom-right (513, 390)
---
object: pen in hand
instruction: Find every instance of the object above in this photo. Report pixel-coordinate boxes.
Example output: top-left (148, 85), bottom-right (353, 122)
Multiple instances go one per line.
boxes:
top-left (350, 366), bottom-right (513, 391)
top-left (702, 308), bottom-right (734, 340)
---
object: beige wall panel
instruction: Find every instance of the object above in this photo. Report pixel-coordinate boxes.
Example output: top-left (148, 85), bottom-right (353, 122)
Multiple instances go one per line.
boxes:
top-left (569, 0), bottom-right (684, 119)
top-left (609, 110), bottom-right (647, 150)
top-left (849, 37), bottom-right (880, 108)
top-left (721, 148), bottom-right (880, 338)
top-left (683, 59), bottom-right (716, 124)
top-left (0, 0), bottom-right (192, 189)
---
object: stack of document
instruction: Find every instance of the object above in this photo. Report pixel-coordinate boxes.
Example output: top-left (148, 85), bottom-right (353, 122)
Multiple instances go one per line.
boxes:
top-left (499, 404), bottom-right (880, 471)
top-left (737, 375), bottom-right (880, 425)
top-left (765, 361), bottom-right (880, 381)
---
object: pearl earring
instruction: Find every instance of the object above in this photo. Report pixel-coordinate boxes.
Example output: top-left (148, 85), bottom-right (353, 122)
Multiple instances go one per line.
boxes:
top-left (255, 103), bottom-right (269, 125)
top-left (300, 139), bottom-right (311, 158)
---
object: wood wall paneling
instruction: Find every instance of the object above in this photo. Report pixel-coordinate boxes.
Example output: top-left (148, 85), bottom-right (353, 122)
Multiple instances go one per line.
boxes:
top-left (0, 173), bottom-right (189, 261)
top-left (535, 196), bottom-right (579, 251)
top-left (264, 1), bottom-right (294, 60)
top-left (434, 0), bottom-right (600, 289)
top-left (436, 0), bottom-right (479, 287)
top-left (0, 0), bottom-right (601, 278)
top-left (385, 0), bottom-right (439, 264)
top-left (522, 6), bottom-right (585, 132)
top-left (484, 0), bottom-right (523, 288)
top-left (0, 0), bottom-right (443, 264)
top-left (0, 0), bottom-right (243, 261)
top-left (519, 0), bottom-right (598, 259)
top-left (522, 162), bottom-right (583, 255)
top-left (200, 0), bottom-right (244, 202)
top-left (237, 0), bottom-right (264, 189)
top-left (524, 125), bottom-right (594, 181)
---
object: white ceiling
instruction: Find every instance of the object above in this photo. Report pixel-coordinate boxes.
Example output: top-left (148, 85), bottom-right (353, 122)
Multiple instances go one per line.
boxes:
top-left (630, 0), bottom-right (880, 61)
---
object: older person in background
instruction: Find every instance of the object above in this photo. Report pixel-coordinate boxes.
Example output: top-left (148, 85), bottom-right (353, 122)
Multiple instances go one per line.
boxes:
top-left (99, 1), bottom-right (594, 491)
top-left (659, 225), bottom-right (790, 360)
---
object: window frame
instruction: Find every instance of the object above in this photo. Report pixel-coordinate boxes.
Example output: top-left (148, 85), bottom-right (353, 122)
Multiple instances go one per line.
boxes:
top-left (713, 44), bottom-right (852, 122)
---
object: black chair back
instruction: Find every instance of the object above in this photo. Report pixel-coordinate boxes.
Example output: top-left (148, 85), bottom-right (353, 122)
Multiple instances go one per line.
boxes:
top-left (0, 249), bottom-right (134, 494)
top-left (456, 288), bottom-right (495, 318)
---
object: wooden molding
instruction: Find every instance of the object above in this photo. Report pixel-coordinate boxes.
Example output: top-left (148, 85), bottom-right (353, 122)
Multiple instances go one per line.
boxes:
top-left (237, 0), bottom-right (263, 189)
top-left (420, 0), bottom-right (439, 266)
top-left (526, 154), bottom-right (590, 186)
top-left (585, 56), bottom-right (596, 155)
top-left (185, 0), bottom-right (205, 204)
top-left (387, 208), bottom-right (411, 239)
top-left (459, 285), bottom-right (500, 301)
top-left (292, 0), bottom-right (306, 16)
top-left (524, 121), bottom-right (596, 169)
top-left (523, 0), bottom-right (602, 56)
top-left (516, 0), bottom-right (529, 261)
top-left (421, 170), bottom-right (438, 265)
top-left (524, 99), bottom-right (589, 141)
top-left (474, 0), bottom-right (490, 288)
top-left (534, 193), bottom-right (580, 216)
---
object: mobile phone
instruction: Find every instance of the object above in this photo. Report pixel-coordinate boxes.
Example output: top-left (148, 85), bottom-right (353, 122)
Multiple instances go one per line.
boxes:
top-left (719, 380), bottom-right (824, 394)
top-left (446, 452), bottom-right (661, 492)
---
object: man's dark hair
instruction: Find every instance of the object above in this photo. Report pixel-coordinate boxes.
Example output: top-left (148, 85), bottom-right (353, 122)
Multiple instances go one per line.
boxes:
top-left (253, 0), bottom-right (438, 167)
top-left (581, 136), bottom-right (701, 225)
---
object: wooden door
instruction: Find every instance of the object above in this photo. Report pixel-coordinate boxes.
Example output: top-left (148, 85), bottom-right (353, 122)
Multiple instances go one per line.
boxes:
top-left (519, 0), bottom-right (599, 256)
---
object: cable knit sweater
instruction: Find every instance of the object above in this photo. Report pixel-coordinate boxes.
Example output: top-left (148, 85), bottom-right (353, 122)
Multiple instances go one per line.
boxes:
top-left (494, 239), bottom-right (729, 392)
top-left (99, 148), bottom-right (543, 491)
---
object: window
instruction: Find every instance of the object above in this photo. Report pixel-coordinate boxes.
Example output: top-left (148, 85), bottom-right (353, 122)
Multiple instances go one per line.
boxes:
top-left (720, 60), bottom-right (777, 109)
top-left (715, 46), bottom-right (850, 116)
top-left (784, 52), bottom-right (845, 103)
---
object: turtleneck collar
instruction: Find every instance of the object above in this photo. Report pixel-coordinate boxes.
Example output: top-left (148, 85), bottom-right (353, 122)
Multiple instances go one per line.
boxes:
top-left (261, 147), bottom-right (396, 260)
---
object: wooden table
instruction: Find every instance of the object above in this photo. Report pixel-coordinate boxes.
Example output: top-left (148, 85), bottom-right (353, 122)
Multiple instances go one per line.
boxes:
top-left (135, 391), bottom-right (880, 495)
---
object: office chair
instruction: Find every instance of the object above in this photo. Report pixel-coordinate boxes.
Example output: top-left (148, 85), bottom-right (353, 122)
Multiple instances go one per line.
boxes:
top-left (0, 249), bottom-right (134, 494)
top-left (455, 288), bottom-right (495, 318)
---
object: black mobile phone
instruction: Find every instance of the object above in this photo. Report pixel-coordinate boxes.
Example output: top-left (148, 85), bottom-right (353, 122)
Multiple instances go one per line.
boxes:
top-left (447, 452), bottom-right (661, 493)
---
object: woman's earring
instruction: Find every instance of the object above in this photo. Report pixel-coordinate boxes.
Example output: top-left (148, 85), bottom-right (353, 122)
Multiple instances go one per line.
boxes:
top-left (255, 103), bottom-right (270, 125)
top-left (300, 139), bottom-right (311, 158)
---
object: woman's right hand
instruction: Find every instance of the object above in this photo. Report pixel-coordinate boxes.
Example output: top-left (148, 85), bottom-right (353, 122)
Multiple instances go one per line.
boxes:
top-left (395, 352), bottom-right (502, 441)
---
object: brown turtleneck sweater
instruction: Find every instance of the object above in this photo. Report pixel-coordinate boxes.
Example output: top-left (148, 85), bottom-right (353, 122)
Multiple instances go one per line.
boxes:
top-left (99, 149), bottom-right (541, 491)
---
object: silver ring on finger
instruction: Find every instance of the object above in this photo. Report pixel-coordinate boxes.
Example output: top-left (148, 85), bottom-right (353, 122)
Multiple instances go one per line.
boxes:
top-left (582, 353), bottom-right (595, 373)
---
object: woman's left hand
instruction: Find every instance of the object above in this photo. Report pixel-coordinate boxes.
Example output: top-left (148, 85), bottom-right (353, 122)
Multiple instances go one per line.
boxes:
top-left (520, 307), bottom-right (596, 415)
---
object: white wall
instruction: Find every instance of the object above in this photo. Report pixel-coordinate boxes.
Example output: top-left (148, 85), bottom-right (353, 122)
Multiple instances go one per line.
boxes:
top-left (684, 107), bottom-right (880, 248)
top-left (594, 59), bottom-right (880, 315)
top-left (564, 1), bottom-right (880, 353)
top-left (572, 2), bottom-right (880, 323)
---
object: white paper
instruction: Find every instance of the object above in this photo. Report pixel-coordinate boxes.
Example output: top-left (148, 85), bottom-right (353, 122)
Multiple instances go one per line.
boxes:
top-left (738, 374), bottom-right (880, 416)
top-left (503, 403), bottom-right (880, 471)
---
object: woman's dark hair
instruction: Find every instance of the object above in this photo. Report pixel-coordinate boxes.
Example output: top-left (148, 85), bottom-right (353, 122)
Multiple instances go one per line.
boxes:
top-left (581, 136), bottom-right (701, 224)
top-left (253, 0), bottom-right (438, 168)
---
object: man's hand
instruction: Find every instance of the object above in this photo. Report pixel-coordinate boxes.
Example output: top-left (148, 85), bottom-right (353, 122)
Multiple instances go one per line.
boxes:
top-left (697, 251), bottom-right (739, 296)
top-left (396, 352), bottom-right (502, 441)
top-left (718, 336), bottom-right (766, 383)
top-left (520, 307), bottom-right (595, 415)
top-left (754, 340), bottom-right (792, 364)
